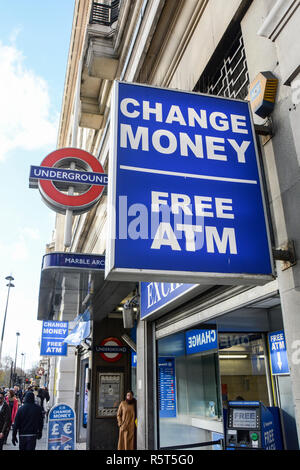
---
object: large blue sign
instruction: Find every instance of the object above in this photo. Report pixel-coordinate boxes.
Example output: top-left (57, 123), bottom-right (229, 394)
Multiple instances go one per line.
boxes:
top-left (40, 320), bottom-right (68, 356)
top-left (185, 329), bottom-right (218, 355)
top-left (158, 357), bottom-right (176, 418)
top-left (48, 404), bottom-right (76, 450)
top-left (106, 81), bottom-right (273, 285)
top-left (268, 330), bottom-right (290, 375)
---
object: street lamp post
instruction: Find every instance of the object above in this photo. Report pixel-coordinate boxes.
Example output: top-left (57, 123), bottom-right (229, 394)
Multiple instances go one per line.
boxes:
top-left (0, 275), bottom-right (15, 366)
top-left (21, 352), bottom-right (26, 389)
top-left (13, 331), bottom-right (20, 384)
top-left (21, 352), bottom-right (24, 373)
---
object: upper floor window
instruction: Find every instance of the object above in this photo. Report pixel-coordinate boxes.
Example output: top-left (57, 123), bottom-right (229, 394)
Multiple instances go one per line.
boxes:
top-left (89, 0), bottom-right (120, 27)
top-left (194, 28), bottom-right (249, 100)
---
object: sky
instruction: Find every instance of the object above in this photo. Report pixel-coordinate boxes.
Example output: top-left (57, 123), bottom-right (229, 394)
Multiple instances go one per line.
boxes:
top-left (0, 1), bottom-right (75, 372)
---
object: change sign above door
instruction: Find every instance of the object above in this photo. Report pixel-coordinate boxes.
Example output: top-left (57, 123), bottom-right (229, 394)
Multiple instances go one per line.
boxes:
top-left (105, 81), bottom-right (273, 285)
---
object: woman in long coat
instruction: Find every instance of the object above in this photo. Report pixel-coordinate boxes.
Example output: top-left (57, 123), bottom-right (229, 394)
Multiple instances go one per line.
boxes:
top-left (4, 389), bottom-right (18, 443)
top-left (117, 391), bottom-right (136, 450)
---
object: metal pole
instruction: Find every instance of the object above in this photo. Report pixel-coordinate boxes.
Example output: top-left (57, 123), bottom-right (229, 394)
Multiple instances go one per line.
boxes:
top-left (21, 353), bottom-right (24, 389)
top-left (0, 276), bottom-right (15, 366)
top-left (21, 353), bottom-right (24, 374)
top-left (23, 353), bottom-right (26, 391)
top-left (64, 162), bottom-right (76, 247)
top-left (9, 360), bottom-right (13, 388)
top-left (13, 332), bottom-right (20, 383)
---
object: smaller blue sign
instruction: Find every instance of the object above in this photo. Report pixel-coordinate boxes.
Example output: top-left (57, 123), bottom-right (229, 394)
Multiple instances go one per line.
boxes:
top-left (158, 357), bottom-right (176, 418)
top-left (185, 329), bottom-right (218, 355)
top-left (140, 282), bottom-right (197, 320)
top-left (42, 252), bottom-right (105, 271)
top-left (48, 404), bottom-right (76, 450)
top-left (131, 352), bottom-right (137, 368)
top-left (30, 165), bottom-right (108, 187)
top-left (83, 365), bottom-right (89, 427)
top-left (40, 321), bottom-right (68, 356)
top-left (268, 330), bottom-right (290, 375)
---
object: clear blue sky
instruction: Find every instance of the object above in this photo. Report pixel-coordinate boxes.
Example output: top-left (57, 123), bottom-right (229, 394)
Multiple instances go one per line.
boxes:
top-left (0, 1), bottom-right (75, 373)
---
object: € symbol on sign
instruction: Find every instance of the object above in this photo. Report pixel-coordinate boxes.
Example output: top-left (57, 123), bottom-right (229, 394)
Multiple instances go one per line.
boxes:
top-left (63, 423), bottom-right (72, 434)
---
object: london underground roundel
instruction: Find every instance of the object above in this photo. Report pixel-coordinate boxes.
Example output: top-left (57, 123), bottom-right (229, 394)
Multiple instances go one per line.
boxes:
top-left (99, 337), bottom-right (125, 363)
top-left (29, 148), bottom-right (107, 215)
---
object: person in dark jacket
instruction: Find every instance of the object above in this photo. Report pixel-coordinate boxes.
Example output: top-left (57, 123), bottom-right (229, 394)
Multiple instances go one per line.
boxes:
top-left (0, 392), bottom-right (11, 450)
top-left (12, 391), bottom-right (44, 450)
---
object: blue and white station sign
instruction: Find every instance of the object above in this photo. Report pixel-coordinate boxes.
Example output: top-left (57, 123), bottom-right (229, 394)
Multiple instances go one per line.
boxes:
top-left (40, 320), bottom-right (69, 357)
top-left (48, 403), bottom-right (76, 450)
top-left (268, 330), bottom-right (290, 375)
top-left (105, 81), bottom-right (273, 284)
top-left (42, 251), bottom-right (105, 272)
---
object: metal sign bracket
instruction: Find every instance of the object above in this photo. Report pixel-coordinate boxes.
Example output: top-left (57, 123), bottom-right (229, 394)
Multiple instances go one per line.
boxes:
top-left (272, 240), bottom-right (296, 270)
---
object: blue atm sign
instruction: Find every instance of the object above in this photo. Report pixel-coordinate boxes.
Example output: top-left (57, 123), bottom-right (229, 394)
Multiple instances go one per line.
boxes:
top-left (268, 330), bottom-right (290, 375)
top-left (106, 81), bottom-right (273, 285)
top-left (40, 321), bottom-right (68, 356)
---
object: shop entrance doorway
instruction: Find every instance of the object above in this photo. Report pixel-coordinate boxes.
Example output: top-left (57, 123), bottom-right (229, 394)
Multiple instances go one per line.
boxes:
top-left (157, 328), bottom-right (223, 450)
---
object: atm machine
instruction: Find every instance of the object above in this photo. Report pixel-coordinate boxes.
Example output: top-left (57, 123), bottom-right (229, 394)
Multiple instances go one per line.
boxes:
top-left (225, 401), bottom-right (282, 450)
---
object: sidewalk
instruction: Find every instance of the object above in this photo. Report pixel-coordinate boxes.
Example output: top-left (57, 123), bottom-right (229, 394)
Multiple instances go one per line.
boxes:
top-left (3, 423), bottom-right (86, 451)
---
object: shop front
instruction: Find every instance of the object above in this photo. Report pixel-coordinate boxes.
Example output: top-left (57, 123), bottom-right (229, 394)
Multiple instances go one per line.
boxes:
top-left (36, 251), bottom-right (137, 449)
top-left (140, 280), bottom-right (299, 450)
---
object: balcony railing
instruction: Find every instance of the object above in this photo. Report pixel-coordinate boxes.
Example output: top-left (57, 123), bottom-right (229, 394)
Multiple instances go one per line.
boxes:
top-left (89, 0), bottom-right (120, 27)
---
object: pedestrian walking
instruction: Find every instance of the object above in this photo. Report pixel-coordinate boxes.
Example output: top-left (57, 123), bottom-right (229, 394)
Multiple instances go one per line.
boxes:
top-left (33, 386), bottom-right (42, 406)
top-left (43, 386), bottom-right (50, 403)
top-left (6, 390), bottom-right (18, 422)
top-left (43, 387), bottom-right (51, 423)
top-left (4, 389), bottom-right (18, 444)
top-left (0, 392), bottom-right (11, 451)
top-left (12, 391), bottom-right (44, 450)
top-left (117, 390), bottom-right (137, 450)
top-left (13, 386), bottom-right (23, 404)
top-left (37, 388), bottom-right (45, 410)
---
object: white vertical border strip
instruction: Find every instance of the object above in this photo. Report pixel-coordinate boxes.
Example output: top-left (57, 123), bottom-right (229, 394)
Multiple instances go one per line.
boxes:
top-left (105, 81), bottom-right (119, 279)
top-left (246, 100), bottom-right (275, 277)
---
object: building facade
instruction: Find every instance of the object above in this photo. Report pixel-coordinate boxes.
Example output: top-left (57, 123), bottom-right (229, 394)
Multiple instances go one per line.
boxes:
top-left (37, 0), bottom-right (300, 450)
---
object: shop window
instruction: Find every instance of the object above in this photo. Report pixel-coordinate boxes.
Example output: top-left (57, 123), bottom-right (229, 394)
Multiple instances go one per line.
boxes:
top-left (218, 333), bottom-right (269, 406)
top-left (157, 330), bottom-right (222, 449)
top-left (194, 27), bottom-right (249, 100)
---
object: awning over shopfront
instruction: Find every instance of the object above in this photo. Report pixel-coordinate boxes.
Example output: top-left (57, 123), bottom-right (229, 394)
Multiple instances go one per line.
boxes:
top-left (37, 252), bottom-right (136, 321)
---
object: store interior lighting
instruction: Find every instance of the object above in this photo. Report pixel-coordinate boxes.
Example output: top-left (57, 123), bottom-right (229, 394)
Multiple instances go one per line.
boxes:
top-left (219, 355), bottom-right (248, 359)
top-left (219, 354), bottom-right (265, 359)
